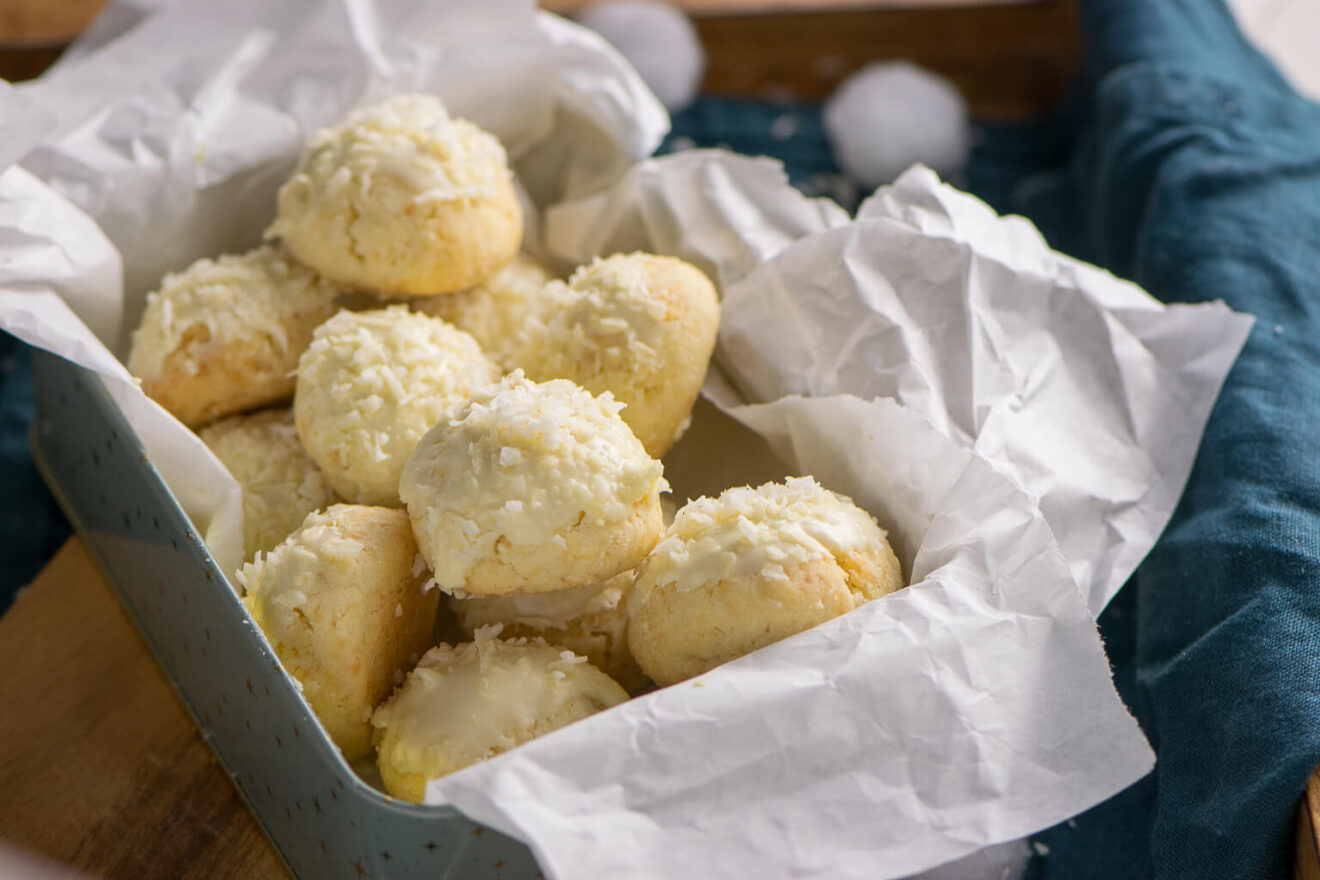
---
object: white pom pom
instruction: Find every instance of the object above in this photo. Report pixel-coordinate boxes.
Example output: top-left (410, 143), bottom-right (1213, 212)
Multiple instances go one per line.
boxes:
top-left (577, 1), bottom-right (705, 112)
top-left (824, 61), bottom-right (971, 188)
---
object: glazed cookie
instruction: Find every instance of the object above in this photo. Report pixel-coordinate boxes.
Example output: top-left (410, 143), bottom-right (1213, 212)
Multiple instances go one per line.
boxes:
top-left (449, 570), bottom-right (647, 693)
top-left (267, 93), bottom-right (522, 295)
top-left (399, 371), bottom-right (667, 596)
top-left (372, 627), bottom-right (628, 802)
top-left (199, 408), bottom-right (336, 564)
top-left (239, 505), bottom-right (439, 759)
top-left (628, 476), bottom-right (905, 686)
top-left (513, 252), bottom-right (720, 457)
top-left (411, 252), bottom-right (555, 370)
top-left (127, 246), bottom-right (340, 427)
top-left (294, 306), bottom-right (498, 506)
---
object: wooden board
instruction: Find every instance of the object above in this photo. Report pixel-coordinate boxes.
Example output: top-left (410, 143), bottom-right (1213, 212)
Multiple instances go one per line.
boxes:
top-left (544, 0), bottom-right (1040, 13)
top-left (0, 0), bottom-right (1076, 118)
top-left (0, 0), bottom-right (104, 43)
top-left (0, 539), bottom-right (287, 880)
top-left (2, 0), bottom-right (1043, 42)
top-left (1297, 767), bottom-right (1320, 880)
top-left (689, 3), bottom-right (1077, 112)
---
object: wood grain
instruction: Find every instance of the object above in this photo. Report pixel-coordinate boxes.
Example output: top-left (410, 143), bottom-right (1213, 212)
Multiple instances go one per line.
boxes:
top-left (553, 0), bottom-right (1077, 115)
top-left (0, 0), bottom-right (105, 43)
top-left (0, 539), bottom-right (287, 880)
top-left (0, 0), bottom-right (1076, 119)
top-left (0, 0), bottom-right (1045, 42)
top-left (545, 0), bottom-right (1039, 13)
top-left (692, 3), bottom-right (1078, 113)
top-left (1297, 767), bottom-right (1320, 880)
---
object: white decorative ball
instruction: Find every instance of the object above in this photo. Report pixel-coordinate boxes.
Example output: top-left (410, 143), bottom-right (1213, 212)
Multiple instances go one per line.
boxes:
top-left (824, 61), bottom-right (971, 189)
top-left (577, 1), bottom-right (705, 112)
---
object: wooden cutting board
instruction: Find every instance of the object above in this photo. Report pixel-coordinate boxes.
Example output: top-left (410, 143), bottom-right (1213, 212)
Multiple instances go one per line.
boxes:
top-left (0, 538), bottom-right (287, 879)
top-left (5, 541), bottom-right (1320, 877)
top-left (0, 0), bottom-right (1077, 115)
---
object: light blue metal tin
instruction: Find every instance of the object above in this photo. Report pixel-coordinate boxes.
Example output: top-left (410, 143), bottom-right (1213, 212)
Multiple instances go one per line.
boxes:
top-left (31, 349), bottom-right (542, 880)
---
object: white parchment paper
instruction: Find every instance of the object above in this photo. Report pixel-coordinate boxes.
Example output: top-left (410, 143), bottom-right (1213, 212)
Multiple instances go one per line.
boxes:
top-left (0, 0), bottom-right (1255, 876)
top-left (19, 0), bottom-right (668, 356)
top-left (543, 148), bottom-right (850, 288)
top-left (0, 93), bottom-right (245, 573)
top-left (719, 168), bottom-right (1253, 614)
top-left (429, 394), bottom-right (1153, 880)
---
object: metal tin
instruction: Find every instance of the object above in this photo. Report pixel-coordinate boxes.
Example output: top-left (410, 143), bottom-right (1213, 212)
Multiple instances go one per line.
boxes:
top-left (31, 349), bottom-right (541, 879)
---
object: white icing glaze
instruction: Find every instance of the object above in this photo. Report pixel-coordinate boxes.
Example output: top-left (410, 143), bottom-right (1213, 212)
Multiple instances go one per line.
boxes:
top-left (642, 476), bottom-right (888, 594)
top-left (454, 574), bottom-right (629, 631)
top-left (371, 627), bottom-right (627, 780)
top-left (399, 371), bottom-right (666, 590)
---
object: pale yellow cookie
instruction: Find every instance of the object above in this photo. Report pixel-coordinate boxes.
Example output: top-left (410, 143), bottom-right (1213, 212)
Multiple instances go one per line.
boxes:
top-left (372, 627), bottom-right (628, 802)
top-left (628, 476), bottom-right (905, 686)
top-left (127, 245), bottom-right (340, 427)
top-left (513, 252), bottom-right (720, 457)
top-left (399, 371), bottom-right (667, 596)
top-left (294, 306), bottom-right (499, 506)
top-left (199, 408), bottom-right (336, 564)
top-left (411, 252), bottom-right (555, 370)
top-left (267, 93), bottom-right (522, 295)
top-left (239, 505), bottom-right (439, 759)
top-left (449, 570), bottom-right (647, 693)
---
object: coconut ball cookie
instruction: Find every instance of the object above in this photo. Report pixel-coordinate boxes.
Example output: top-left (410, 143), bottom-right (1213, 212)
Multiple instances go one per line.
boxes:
top-left (199, 408), bottom-right (336, 564)
top-left (513, 252), bottom-right (720, 458)
top-left (628, 476), bottom-right (905, 686)
top-left (294, 306), bottom-right (499, 506)
top-left (267, 93), bottom-right (523, 296)
top-left (127, 245), bottom-right (340, 427)
top-left (239, 505), bottom-right (439, 759)
top-left (411, 252), bottom-right (555, 369)
top-left (372, 628), bottom-right (629, 802)
top-left (399, 371), bottom-right (667, 596)
top-left (450, 570), bottom-right (647, 693)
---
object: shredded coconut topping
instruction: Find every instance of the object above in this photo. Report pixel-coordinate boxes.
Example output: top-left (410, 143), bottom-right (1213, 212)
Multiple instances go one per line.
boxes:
top-left (294, 306), bottom-right (498, 505)
top-left (399, 371), bottom-right (666, 590)
top-left (200, 408), bottom-right (337, 565)
top-left (128, 245), bottom-right (340, 381)
top-left (515, 253), bottom-right (669, 383)
top-left (413, 253), bottom-right (555, 368)
top-left (638, 476), bottom-right (890, 595)
top-left (265, 93), bottom-right (519, 295)
top-left (270, 94), bottom-right (506, 224)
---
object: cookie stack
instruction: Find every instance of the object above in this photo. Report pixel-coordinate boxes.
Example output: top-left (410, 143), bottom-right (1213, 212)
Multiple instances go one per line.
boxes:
top-left (125, 92), bottom-right (906, 802)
